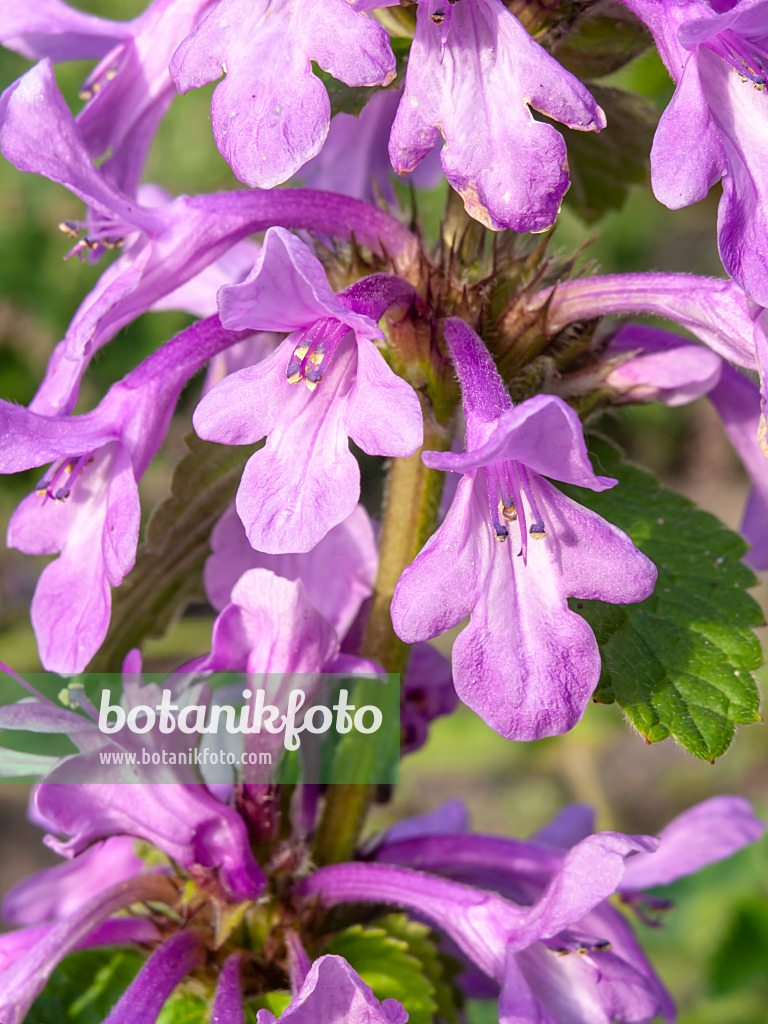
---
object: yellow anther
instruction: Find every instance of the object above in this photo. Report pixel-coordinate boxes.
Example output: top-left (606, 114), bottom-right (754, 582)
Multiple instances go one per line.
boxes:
top-left (309, 351), bottom-right (324, 365)
top-left (287, 371), bottom-right (303, 384)
top-left (501, 503), bottom-right (517, 522)
top-left (304, 377), bottom-right (321, 391)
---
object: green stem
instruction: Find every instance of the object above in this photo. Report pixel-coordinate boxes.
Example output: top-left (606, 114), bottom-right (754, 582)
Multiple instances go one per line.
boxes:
top-left (311, 418), bottom-right (453, 866)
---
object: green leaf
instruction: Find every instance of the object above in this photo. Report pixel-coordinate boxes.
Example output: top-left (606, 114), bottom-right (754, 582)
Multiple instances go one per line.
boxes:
top-left (89, 433), bottom-right (260, 671)
top-left (324, 920), bottom-right (437, 1024)
top-left (26, 948), bottom-right (144, 1023)
top-left (311, 39), bottom-right (410, 120)
top-left (710, 901), bottom-right (768, 996)
top-left (561, 435), bottom-right (763, 760)
top-left (247, 991), bottom-right (293, 1019)
top-left (551, 2), bottom-right (652, 80)
top-left (374, 914), bottom-right (462, 1024)
top-left (155, 994), bottom-right (208, 1024)
top-left (556, 85), bottom-right (658, 223)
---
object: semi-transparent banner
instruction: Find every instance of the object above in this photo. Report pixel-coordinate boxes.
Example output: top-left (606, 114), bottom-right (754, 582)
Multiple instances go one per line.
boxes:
top-left (0, 670), bottom-right (400, 785)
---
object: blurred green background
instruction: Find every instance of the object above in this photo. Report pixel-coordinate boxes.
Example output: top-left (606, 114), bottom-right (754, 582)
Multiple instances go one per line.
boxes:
top-left (0, 3), bottom-right (765, 1022)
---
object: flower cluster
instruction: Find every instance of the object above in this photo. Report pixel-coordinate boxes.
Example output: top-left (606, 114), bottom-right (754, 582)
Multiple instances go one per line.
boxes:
top-left (0, 0), bottom-right (766, 1020)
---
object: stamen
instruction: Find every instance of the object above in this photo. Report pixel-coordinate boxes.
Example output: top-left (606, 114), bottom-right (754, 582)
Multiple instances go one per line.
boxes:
top-left (79, 43), bottom-right (126, 102)
top-left (34, 453), bottom-right (92, 502)
top-left (704, 30), bottom-right (768, 87)
top-left (484, 463), bottom-right (510, 541)
top-left (517, 465), bottom-right (546, 542)
top-left (283, 319), bottom-right (350, 388)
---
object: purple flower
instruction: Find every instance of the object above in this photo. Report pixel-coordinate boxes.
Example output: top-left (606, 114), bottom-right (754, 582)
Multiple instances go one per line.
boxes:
top-left (389, 0), bottom-right (605, 231)
top-left (364, 796), bottom-right (763, 1024)
top-left (0, 315), bottom-right (241, 674)
top-left (205, 503), bottom-right (378, 637)
top-left (256, 954), bottom-right (408, 1024)
top-left (0, 873), bottom-right (176, 1024)
top-left (35, 780), bottom-right (266, 902)
top-left (302, 829), bottom-right (662, 1023)
top-left (194, 227), bottom-right (423, 554)
top-left (0, 0), bottom-right (216, 195)
top-left (618, 0), bottom-right (768, 304)
top-left (300, 87), bottom-right (443, 203)
top-left (170, 0), bottom-right (396, 189)
top-left (541, 271), bottom-right (760, 372)
top-left (391, 318), bottom-right (657, 742)
top-left (0, 60), bottom-right (418, 415)
top-left (200, 568), bottom-right (377, 677)
top-left (605, 324), bottom-right (723, 405)
top-left (600, 324), bottom-right (768, 569)
top-left (3, 836), bottom-right (146, 926)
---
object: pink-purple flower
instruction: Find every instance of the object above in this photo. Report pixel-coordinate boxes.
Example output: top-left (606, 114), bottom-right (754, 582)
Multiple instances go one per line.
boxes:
top-left (392, 318), bottom-right (657, 741)
top-left (170, 0), bottom-right (396, 188)
top-left (194, 227), bottom-right (423, 554)
top-left (389, 0), bottom-right (605, 232)
top-left (619, 0), bottom-right (768, 304)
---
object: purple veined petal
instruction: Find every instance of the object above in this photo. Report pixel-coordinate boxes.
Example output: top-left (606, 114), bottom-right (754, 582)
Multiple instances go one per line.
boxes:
top-left (35, 783), bottom-right (266, 902)
top-left (152, 236), bottom-right (260, 319)
top-left (425, 394), bottom-right (615, 492)
top-left (531, 804), bottom-right (596, 850)
top-left (507, 832), bottom-right (658, 952)
top-left (218, 227), bottom-right (380, 340)
top-left (706, 362), bottom-right (768, 565)
top-left (205, 568), bottom-right (340, 673)
top-left (203, 333), bottom-right (280, 397)
top-left (302, 831), bottom-right (653, 982)
top-left (9, 446), bottom-right (118, 675)
top-left (102, 930), bottom-right (205, 1024)
top-left (0, 399), bottom-right (115, 474)
top-left (170, 0), bottom-right (395, 189)
top-left (392, 474), bottom-right (490, 643)
top-left (390, 0), bottom-right (603, 233)
top-left (205, 502), bottom-right (376, 636)
top-left (579, 901), bottom-right (676, 1023)
top-left (366, 801), bottom-right (470, 856)
top-left (3, 837), bottom-right (146, 926)
top-left (0, 699), bottom-right (92, 736)
top-left (0, 60), bottom-right (162, 233)
top-left (741, 486), bottom-right (768, 569)
top-left (0, 873), bottom-right (175, 1024)
top-left (233, 340), bottom-right (361, 555)
top-left (703, 48), bottom-right (768, 307)
top-left (541, 272), bottom-right (759, 372)
top-left (300, 87), bottom-right (442, 203)
top-left (536, 480), bottom-right (658, 605)
top-left (344, 337), bottom-right (424, 457)
top-left (75, 0), bottom-right (218, 197)
top-left (650, 55), bottom-right (727, 210)
top-left (0, 0), bottom-right (127, 60)
top-left (212, 953), bottom-right (244, 1024)
top-left (193, 340), bottom-right (289, 446)
top-left (256, 954), bottom-right (408, 1024)
top-left (606, 324), bottom-right (724, 406)
top-left (505, 941), bottom-right (662, 1024)
top-left (441, 477), bottom-right (651, 741)
top-left (619, 796), bottom-right (765, 891)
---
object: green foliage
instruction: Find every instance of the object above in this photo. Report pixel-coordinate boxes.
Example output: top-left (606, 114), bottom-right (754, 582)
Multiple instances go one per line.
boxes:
top-left (26, 948), bottom-right (144, 1023)
top-left (561, 436), bottom-right (763, 760)
top-left (312, 39), bottom-right (410, 120)
top-left (558, 85), bottom-right (658, 223)
top-left (552, 2), bottom-right (652, 80)
top-left (325, 914), bottom-right (458, 1024)
top-left (710, 900), bottom-right (768, 996)
top-left (89, 434), bottom-right (260, 671)
top-left (155, 994), bottom-right (208, 1024)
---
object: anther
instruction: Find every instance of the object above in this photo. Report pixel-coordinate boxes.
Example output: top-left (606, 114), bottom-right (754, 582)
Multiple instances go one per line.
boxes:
top-left (501, 503), bottom-right (517, 522)
top-left (529, 522), bottom-right (546, 540)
